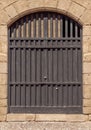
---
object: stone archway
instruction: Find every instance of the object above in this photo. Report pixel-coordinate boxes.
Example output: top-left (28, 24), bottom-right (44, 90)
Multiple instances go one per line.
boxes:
top-left (0, 0), bottom-right (91, 121)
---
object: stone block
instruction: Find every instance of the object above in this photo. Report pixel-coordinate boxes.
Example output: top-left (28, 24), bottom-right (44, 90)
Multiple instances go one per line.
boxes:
top-left (7, 114), bottom-right (35, 121)
top-left (0, 26), bottom-right (7, 36)
top-left (13, 0), bottom-right (30, 15)
top-left (0, 74), bottom-right (7, 84)
top-left (44, 0), bottom-right (57, 8)
top-left (80, 10), bottom-right (91, 25)
top-left (0, 63), bottom-right (7, 73)
top-left (83, 74), bottom-right (91, 84)
top-left (68, 2), bottom-right (85, 19)
top-left (72, 0), bottom-right (90, 8)
top-left (0, 85), bottom-right (7, 98)
top-left (83, 36), bottom-right (91, 53)
top-left (5, 5), bottom-right (18, 18)
top-left (0, 10), bottom-right (10, 25)
top-left (0, 53), bottom-right (7, 62)
top-left (57, 0), bottom-right (71, 12)
top-left (83, 107), bottom-right (91, 114)
top-left (83, 85), bottom-right (91, 99)
top-left (83, 99), bottom-right (91, 107)
top-left (83, 26), bottom-right (91, 36)
top-left (0, 99), bottom-right (7, 107)
top-left (35, 114), bottom-right (88, 122)
top-left (83, 62), bottom-right (91, 73)
top-left (0, 115), bottom-right (6, 122)
top-left (83, 53), bottom-right (91, 62)
top-left (0, 107), bottom-right (7, 115)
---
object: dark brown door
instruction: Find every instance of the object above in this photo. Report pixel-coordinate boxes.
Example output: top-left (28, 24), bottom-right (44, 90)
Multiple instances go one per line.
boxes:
top-left (8, 12), bottom-right (82, 113)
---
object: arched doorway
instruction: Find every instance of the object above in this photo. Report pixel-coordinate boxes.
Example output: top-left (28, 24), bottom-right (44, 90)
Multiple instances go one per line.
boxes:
top-left (8, 11), bottom-right (82, 113)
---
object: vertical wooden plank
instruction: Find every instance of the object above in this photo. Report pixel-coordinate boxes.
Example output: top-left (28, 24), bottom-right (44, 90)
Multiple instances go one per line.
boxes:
top-left (44, 15), bottom-right (48, 38)
top-left (53, 85), bottom-right (57, 106)
top-left (53, 49), bottom-right (57, 82)
top-left (16, 85), bottom-right (21, 106)
top-left (36, 49), bottom-right (40, 82)
top-left (70, 20), bottom-right (73, 38)
top-left (21, 16), bottom-right (26, 106)
top-left (73, 48), bottom-right (78, 81)
top-left (68, 48), bottom-right (73, 82)
top-left (28, 16), bottom-right (31, 37)
top-left (73, 85), bottom-right (78, 106)
top-left (58, 85), bottom-right (63, 106)
top-left (38, 14), bottom-right (41, 38)
top-left (41, 13), bottom-right (44, 38)
top-left (58, 15), bottom-right (61, 38)
top-left (10, 85), bottom-right (16, 106)
top-left (26, 48), bottom-right (30, 82)
top-left (63, 85), bottom-right (68, 106)
top-left (78, 48), bottom-right (82, 82)
top-left (50, 14), bottom-right (53, 38)
top-left (36, 85), bottom-right (41, 106)
top-left (53, 14), bottom-right (56, 38)
top-left (33, 15), bottom-right (36, 38)
top-left (26, 85), bottom-right (30, 106)
top-left (48, 49), bottom-right (53, 82)
top-left (58, 48), bottom-right (62, 82)
top-left (78, 85), bottom-right (82, 105)
top-left (68, 85), bottom-right (73, 106)
top-left (75, 23), bottom-right (78, 38)
top-left (65, 18), bottom-right (68, 38)
top-left (16, 47), bottom-right (20, 82)
top-left (55, 16), bottom-right (58, 37)
top-left (60, 16), bottom-right (63, 38)
top-left (63, 48), bottom-right (68, 82)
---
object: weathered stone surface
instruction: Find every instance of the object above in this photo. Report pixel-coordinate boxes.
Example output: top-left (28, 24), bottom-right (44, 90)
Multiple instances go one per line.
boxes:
top-left (83, 26), bottom-right (91, 36)
top-left (83, 62), bottom-right (91, 73)
top-left (83, 85), bottom-right (91, 99)
top-left (13, 0), bottom-right (44, 18)
top-left (89, 115), bottom-right (91, 120)
top-left (83, 53), bottom-right (91, 62)
top-left (0, 0), bottom-right (18, 9)
top-left (0, 74), bottom-right (7, 84)
top-left (5, 5), bottom-right (18, 18)
top-left (36, 114), bottom-right (88, 122)
top-left (0, 107), bottom-right (7, 115)
top-left (68, 1), bottom-right (85, 19)
top-left (0, 99), bottom-right (7, 107)
top-left (2, 122), bottom-right (91, 130)
top-left (0, 36), bottom-right (8, 54)
top-left (0, 10), bottom-right (10, 25)
top-left (0, 63), bottom-right (7, 73)
top-left (0, 53), bottom-right (7, 62)
top-left (83, 99), bottom-right (91, 107)
top-left (57, 0), bottom-right (71, 13)
top-left (13, 0), bottom-right (30, 15)
top-left (83, 107), bottom-right (91, 114)
top-left (0, 115), bottom-right (6, 122)
top-left (83, 74), bottom-right (91, 84)
top-left (0, 85), bottom-right (7, 98)
top-left (80, 10), bottom-right (91, 25)
top-left (72, 0), bottom-right (90, 8)
top-left (0, 26), bottom-right (7, 36)
top-left (43, 0), bottom-right (57, 8)
top-left (7, 114), bottom-right (35, 121)
top-left (83, 36), bottom-right (91, 53)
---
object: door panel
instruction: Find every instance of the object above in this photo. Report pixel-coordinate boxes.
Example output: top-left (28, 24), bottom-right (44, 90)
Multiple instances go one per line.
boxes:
top-left (8, 12), bottom-right (82, 113)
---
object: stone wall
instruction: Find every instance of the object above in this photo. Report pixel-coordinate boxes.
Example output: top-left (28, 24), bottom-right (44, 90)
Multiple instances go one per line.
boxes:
top-left (0, 0), bottom-right (91, 122)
